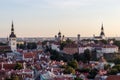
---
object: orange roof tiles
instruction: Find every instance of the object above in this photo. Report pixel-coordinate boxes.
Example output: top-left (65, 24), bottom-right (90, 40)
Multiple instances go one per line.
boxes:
top-left (106, 75), bottom-right (120, 80)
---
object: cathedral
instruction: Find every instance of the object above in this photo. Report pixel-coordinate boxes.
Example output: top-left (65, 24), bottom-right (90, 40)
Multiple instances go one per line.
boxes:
top-left (9, 21), bottom-right (17, 52)
top-left (93, 23), bottom-right (106, 40)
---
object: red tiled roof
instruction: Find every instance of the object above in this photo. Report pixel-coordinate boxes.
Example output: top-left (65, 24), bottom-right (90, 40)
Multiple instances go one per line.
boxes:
top-left (23, 52), bottom-right (37, 58)
top-left (0, 63), bottom-right (16, 70)
top-left (106, 75), bottom-right (120, 80)
top-left (54, 77), bottom-right (73, 80)
top-left (63, 48), bottom-right (78, 54)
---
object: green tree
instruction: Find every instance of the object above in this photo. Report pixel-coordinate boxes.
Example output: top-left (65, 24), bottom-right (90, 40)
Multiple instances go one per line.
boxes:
top-left (87, 69), bottom-right (98, 79)
top-left (113, 58), bottom-right (120, 65)
top-left (64, 66), bottom-right (75, 74)
top-left (84, 49), bottom-right (91, 63)
top-left (114, 40), bottom-right (120, 49)
top-left (14, 63), bottom-right (23, 70)
top-left (66, 38), bottom-right (73, 44)
top-left (108, 68), bottom-right (119, 75)
top-left (74, 77), bottom-right (83, 80)
top-left (100, 40), bottom-right (107, 44)
top-left (68, 60), bottom-right (79, 69)
top-left (60, 41), bottom-right (66, 50)
top-left (27, 42), bottom-right (37, 49)
top-left (10, 75), bottom-right (20, 80)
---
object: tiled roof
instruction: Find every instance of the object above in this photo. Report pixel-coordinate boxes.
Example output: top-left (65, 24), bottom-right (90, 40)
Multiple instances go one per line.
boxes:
top-left (106, 75), bottom-right (120, 80)
top-left (63, 47), bottom-right (78, 54)
top-left (0, 63), bottom-right (16, 70)
top-left (23, 52), bottom-right (36, 58)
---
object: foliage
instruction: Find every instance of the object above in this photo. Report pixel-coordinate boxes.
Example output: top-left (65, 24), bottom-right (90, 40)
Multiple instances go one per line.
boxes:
top-left (63, 66), bottom-right (75, 74)
top-left (84, 49), bottom-right (91, 63)
top-left (68, 60), bottom-right (79, 69)
top-left (0, 42), bottom-right (7, 46)
top-left (50, 50), bottom-right (73, 62)
top-left (114, 40), bottom-right (120, 49)
top-left (108, 68), bottom-right (119, 75)
top-left (17, 44), bottom-right (26, 49)
top-left (113, 58), bottom-right (120, 65)
top-left (87, 69), bottom-right (98, 79)
top-left (73, 53), bottom-right (83, 61)
top-left (60, 41), bottom-right (66, 50)
top-left (104, 64), bottom-right (111, 70)
top-left (14, 62), bottom-right (23, 70)
top-left (66, 38), bottom-right (73, 44)
top-left (12, 76), bottom-right (19, 80)
top-left (27, 42), bottom-right (37, 49)
top-left (100, 40), bottom-right (108, 44)
top-left (112, 64), bottom-right (120, 72)
top-left (76, 68), bottom-right (90, 73)
top-left (74, 77), bottom-right (83, 80)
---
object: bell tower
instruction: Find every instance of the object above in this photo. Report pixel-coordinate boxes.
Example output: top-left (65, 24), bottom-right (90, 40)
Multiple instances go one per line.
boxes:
top-left (100, 23), bottom-right (105, 39)
top-left (9, 21), bottom-right (17, 52)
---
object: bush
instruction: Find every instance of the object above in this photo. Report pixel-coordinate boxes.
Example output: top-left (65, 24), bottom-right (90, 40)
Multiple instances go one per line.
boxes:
top-left (63, 66), bottom-right (75, 74)
top-left (108, 68), bottom-right (119, 75)
top-left (113, 58), bottom-right (120, 65)
top-left (68, 60), bottom-right (79, 69)
top-left (74, 77), bottom-right (83, 80)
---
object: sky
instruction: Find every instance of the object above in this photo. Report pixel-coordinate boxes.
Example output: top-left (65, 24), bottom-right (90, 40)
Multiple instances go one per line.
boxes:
top-left (0, 0), bottom-right (120, 37)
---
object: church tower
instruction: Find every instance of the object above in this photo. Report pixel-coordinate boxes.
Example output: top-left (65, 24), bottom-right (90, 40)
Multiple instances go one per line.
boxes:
top-left (100, 23), bottom-right (105, 39)
top-left (9, 21), bottom-right (17, 52)
top-left (58, 31), bottom-right (61, 41)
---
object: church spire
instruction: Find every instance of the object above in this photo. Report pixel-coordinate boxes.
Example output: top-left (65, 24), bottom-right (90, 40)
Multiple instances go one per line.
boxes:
top-left (11, 21), bottom-right (14, 32)
top-left (9, 21), bottom-right (16, 38)
top-left (101, 23), bottom-right (104, 31)
top-left (100, 23), bottom-right (105, 37)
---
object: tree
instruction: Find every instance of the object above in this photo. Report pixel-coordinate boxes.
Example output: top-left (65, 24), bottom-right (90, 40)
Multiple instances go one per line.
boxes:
top-left (84, 49), bottom-right (91, 63)
top-left (87, 69), bottom-right (98, 79)
top-left (66, 38), bottom-right (73, 44)
top-left (64, 66), bottom-right (75, 74)
top-left (74, 77), bottom-right (83, 80)
top-left (17, 44), bottom-right (26, 50)
top-left (60, 41), bottom-right (66, 50)
top-left (108, 68), bottom-right (119, 75)
top-left (68, 60), bottom-right (79, 69)
top-left (100, 40), bottom-right (107, 44)
top-left (14, 62), bottom-right (23, 70)
top-left (27, 42), bottom-right (37, 49)
top-left (113, 58), bottom-right (120, 65)
top-left (12, 76), bottom-right (19, 80)
top-left (114, 40), bottom-right (120, 49)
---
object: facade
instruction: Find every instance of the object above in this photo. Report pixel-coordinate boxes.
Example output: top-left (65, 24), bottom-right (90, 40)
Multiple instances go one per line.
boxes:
top-left (9, 21), bottom-right (17, 52)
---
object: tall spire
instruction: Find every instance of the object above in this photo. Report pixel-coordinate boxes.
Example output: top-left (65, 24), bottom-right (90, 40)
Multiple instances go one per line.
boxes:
top-left (100, 23), bottom-right (105, 37)
top-left (9, 21), bottom-right (16, 38)
top-left (101, 23), bottom-right (104, 31)
top-left (11, 21), bottom-right (14, 32)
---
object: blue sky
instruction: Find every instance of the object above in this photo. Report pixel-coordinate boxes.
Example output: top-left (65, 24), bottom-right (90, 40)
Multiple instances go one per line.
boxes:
top-left (0, 0), bottom-right (120, 37)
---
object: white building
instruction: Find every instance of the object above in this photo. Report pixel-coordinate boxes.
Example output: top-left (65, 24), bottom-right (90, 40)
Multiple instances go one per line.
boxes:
top-left (9, 21), bottom-right (17, 52)
top-left (102, 45), bottom-right (118, 53)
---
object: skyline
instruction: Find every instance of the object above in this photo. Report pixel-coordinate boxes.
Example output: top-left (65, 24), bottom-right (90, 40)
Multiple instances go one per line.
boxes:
top-left (0, 0), bottom-right (120, 37)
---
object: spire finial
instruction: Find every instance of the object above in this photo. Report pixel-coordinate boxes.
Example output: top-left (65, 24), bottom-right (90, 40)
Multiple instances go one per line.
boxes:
top-left (101, 22), bottom-right (104, 30)
top-left (11, 21), bottom-right (14, 32)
